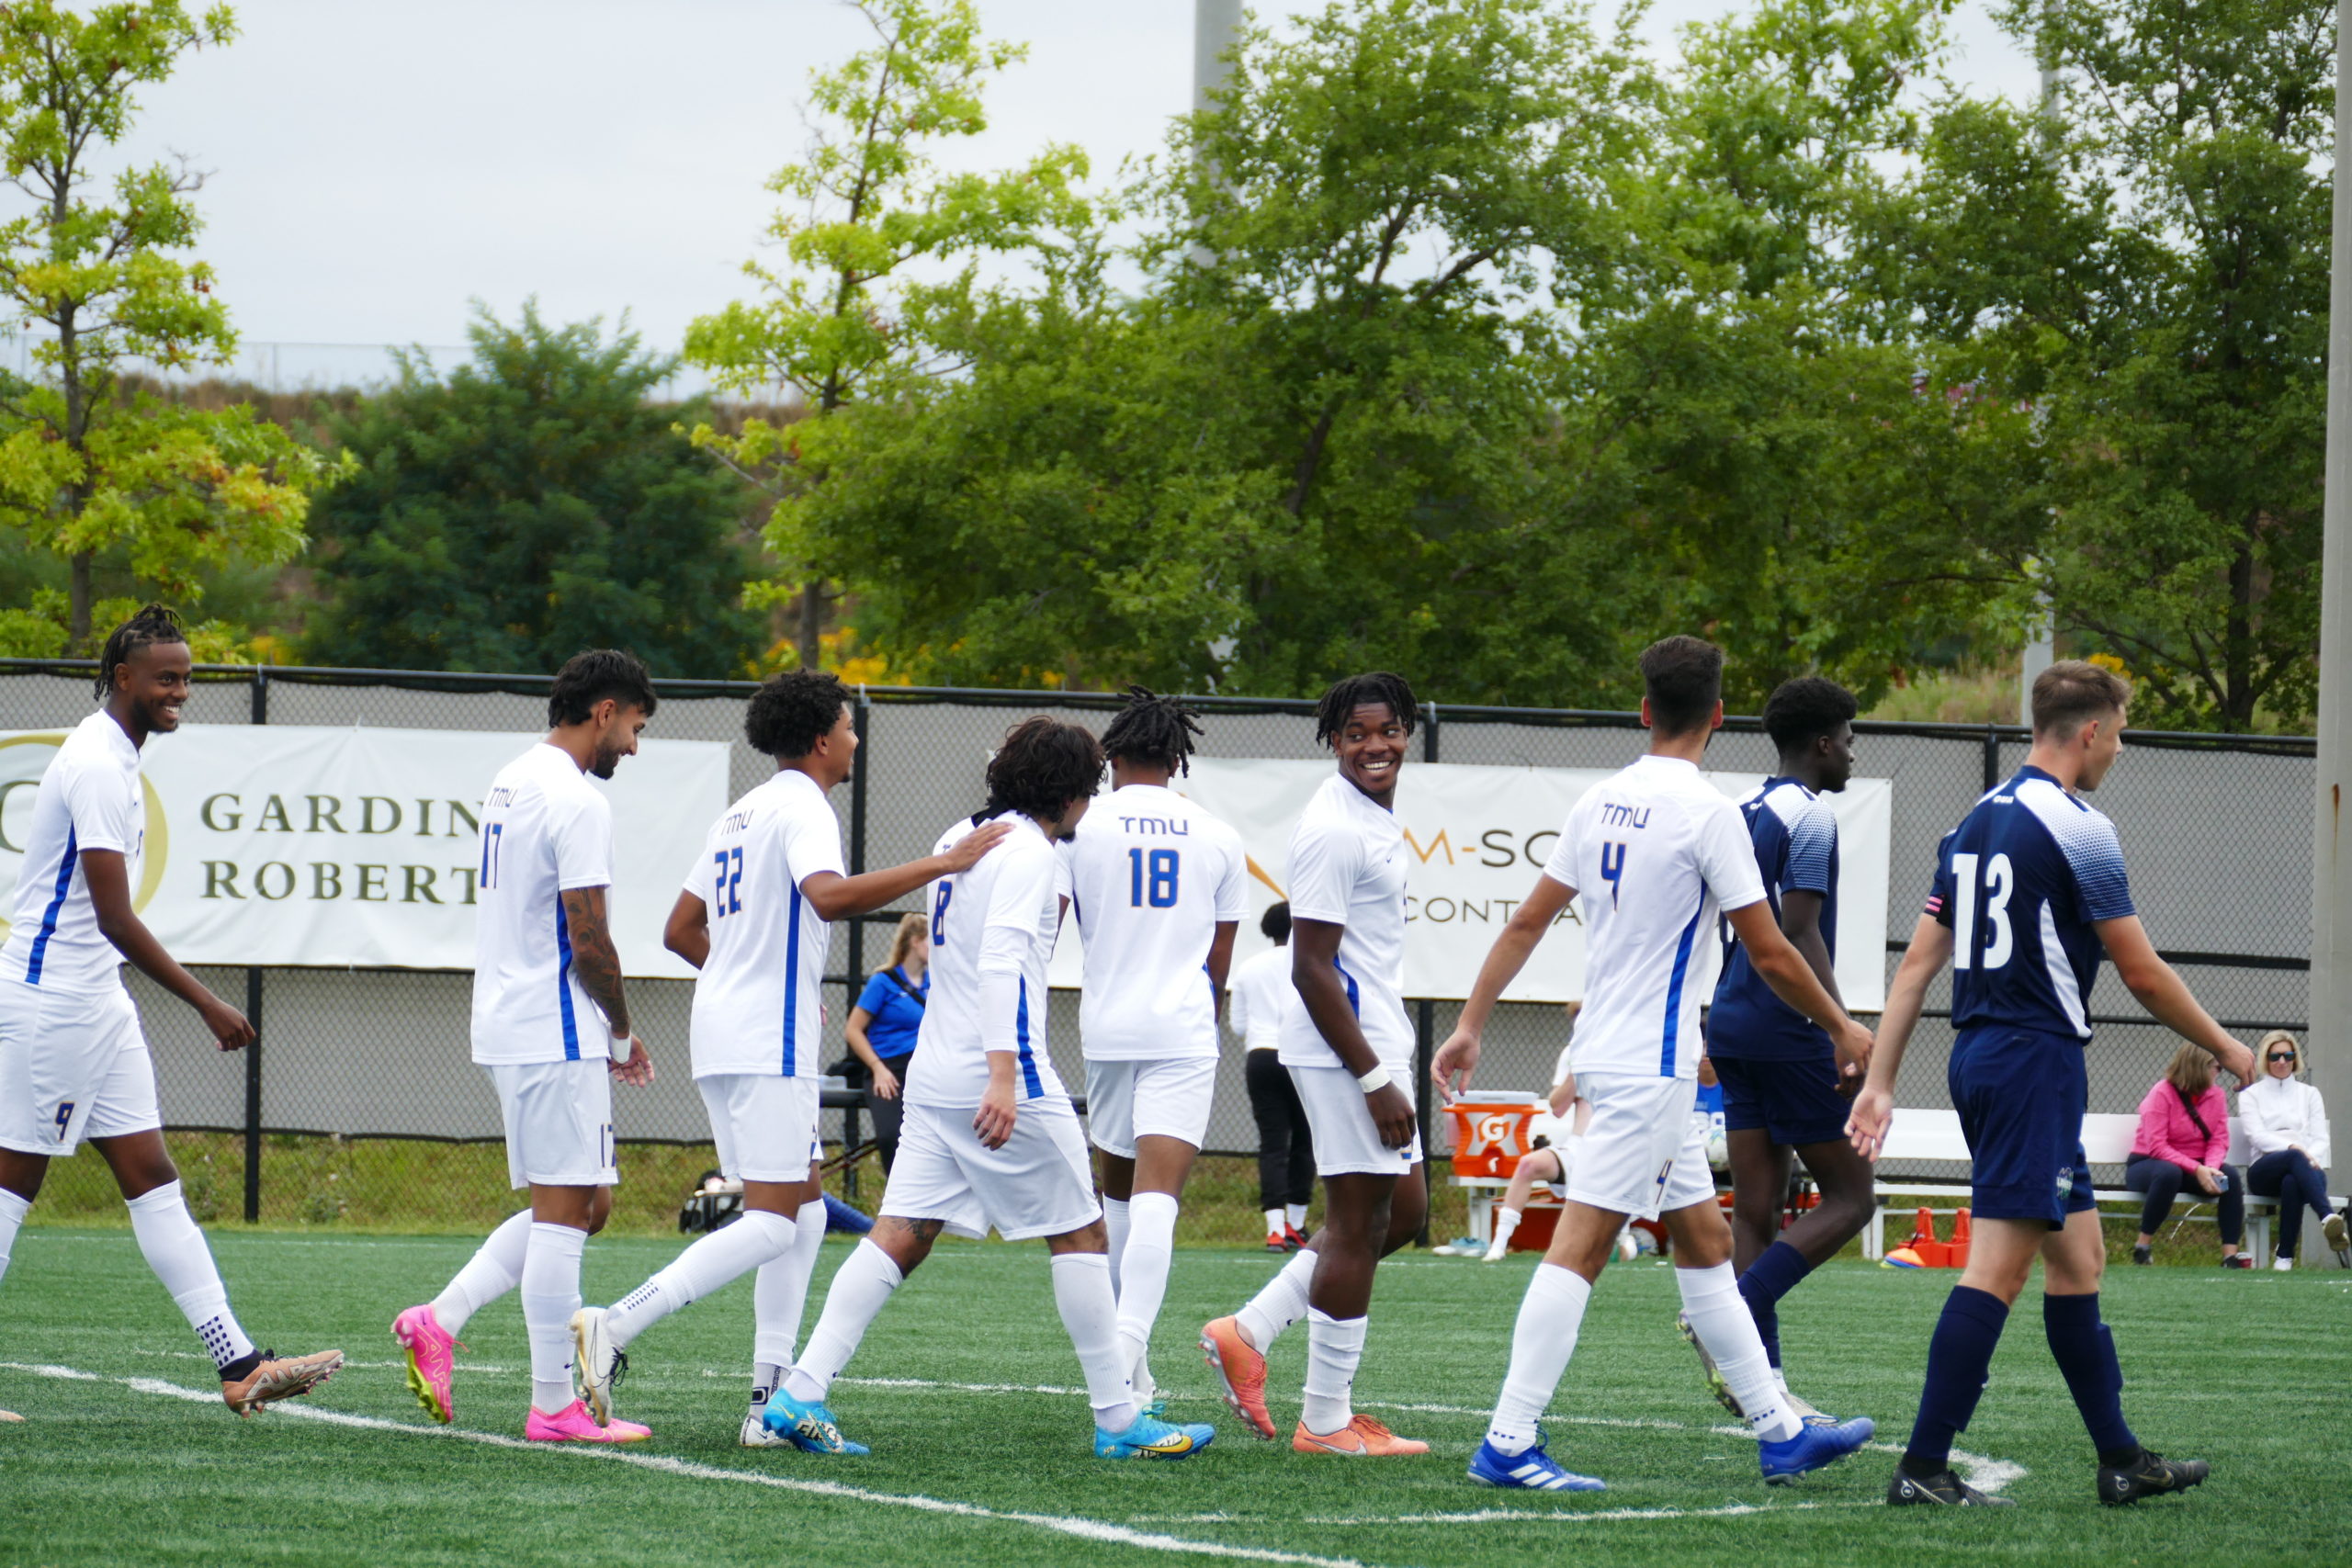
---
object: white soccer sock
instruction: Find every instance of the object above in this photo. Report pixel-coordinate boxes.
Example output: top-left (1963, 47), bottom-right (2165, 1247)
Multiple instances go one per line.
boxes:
top-left (605, 1208), bottom-right (793, 1348)
top-left (1262, 1207), bottom-right (1286, 1236)
top-left (521, 1222), bottom-right (586, 1415)
top-left (1051, 1251), bottom-right (1139, 1433)
top-left (432, 1210), bottom-right (533, 1336)
top-left (126, 1181), bottom-right (254, 1372)
top-left (1676, 1261), bottom-right (1799, 1442)
top-left (1300, 1308), bottom-right (1367, 1435)
top-left (1487, 1207), bottom-right (1524, 1255)
top-left (1485, 1262), bottom-right (1592, 1455)
top-left (782, 1238), bottom-right (902, 1404)
top-left (0, 1186), bottom-right (28, 1291)
top-left (1115, 1192), bottom-right (1179, 1396)
top-left (1235, 1247), bottom-right (1317, 1351)
top-left (1286, 1202), bottom-right (1308, 1232)
top-left (1102, 1196), bottom-right (1130, 1297)
top-left (752, 1198), bottom-right (830, 1379)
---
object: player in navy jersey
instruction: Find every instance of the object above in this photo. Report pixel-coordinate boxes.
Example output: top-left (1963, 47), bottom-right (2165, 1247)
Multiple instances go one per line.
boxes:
top-left (1849, 660), bottom-right (2256, 1508)
top-left (1683, 678), bottom-right (1879, 1426)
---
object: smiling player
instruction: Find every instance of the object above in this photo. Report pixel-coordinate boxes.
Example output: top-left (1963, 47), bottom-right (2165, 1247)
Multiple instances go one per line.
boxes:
top-left (1202, 672), bottom-right (1430, 1458)
top-left (0, 606), bottom-right (343, 1416)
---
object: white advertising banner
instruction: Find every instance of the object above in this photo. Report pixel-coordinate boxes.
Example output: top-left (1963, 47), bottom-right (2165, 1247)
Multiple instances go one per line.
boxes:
top-left (1054, 759), bottom-right (1891, 1010)
top-left (0, 726), bottom-right (729, 978)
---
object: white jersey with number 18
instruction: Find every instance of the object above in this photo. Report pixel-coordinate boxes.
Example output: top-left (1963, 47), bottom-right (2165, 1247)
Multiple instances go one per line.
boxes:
top-left (1063, 784), bottom-right (1247, 1061)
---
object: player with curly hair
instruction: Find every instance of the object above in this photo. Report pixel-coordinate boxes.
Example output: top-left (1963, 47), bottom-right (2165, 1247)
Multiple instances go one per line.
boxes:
top-left (769, 715), bottom-right (1216, 1461)
top-left (1062, 688), bottom-right (1246, 1417)
top-left (1202, 671), bottom-right (1433, 1457)
top-left (564, 670), bottom-right (1012, 1447)
top-left (1, 606), bottom-right (345, 1417)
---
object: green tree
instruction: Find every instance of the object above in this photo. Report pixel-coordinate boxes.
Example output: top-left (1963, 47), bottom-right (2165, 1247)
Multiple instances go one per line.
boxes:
top-left (0, 1), bottom-right (340, 649)
top-left (1892, 0), bottom-right (2330, 728)
top-left (682, 0), bottom-right (1089, 671)
top-left (303, 308), bottom-right (762, 678)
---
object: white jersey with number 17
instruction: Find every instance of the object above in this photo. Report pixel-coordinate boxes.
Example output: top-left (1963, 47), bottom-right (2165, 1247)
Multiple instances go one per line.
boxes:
top-left (1064, 784), bottom-right (1247, 1061)
top-left (470, 741), bottom-right (616, 1067)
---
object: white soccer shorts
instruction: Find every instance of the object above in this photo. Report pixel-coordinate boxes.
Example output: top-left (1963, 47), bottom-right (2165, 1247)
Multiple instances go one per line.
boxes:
top-left (1083, 1055), bottom-right (1216, 1157)
top-left (1291, 1061), bottom-right (1422, 1177)
top-left (0, 979), bottom-right (162, 1156)
top-left (1562, 1072), bottom-right (1716, 1222)
top-left (486, 1059), bottom-right (616, 1190)
top-left (879, 1098), bottom-right (1101, 1242)
top-left (699, 1073), bottom-right (821, 1184)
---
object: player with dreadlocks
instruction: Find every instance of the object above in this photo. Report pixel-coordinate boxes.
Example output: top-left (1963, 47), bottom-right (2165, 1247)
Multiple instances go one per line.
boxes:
top-left (1202, 671), bottom-right (1431, 1457)
top-left (0, 606), bottom-right (345, 1416)
top-left (1059, 687), bottom-right (1246, 1417)
top-left (768, 716), bottom-right (1216, 1461)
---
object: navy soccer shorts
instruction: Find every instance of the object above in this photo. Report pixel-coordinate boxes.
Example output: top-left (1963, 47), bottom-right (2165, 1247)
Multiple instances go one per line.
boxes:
top-left (1948, 1025), bottom-right (2095, 1224)
top-left (1712, 1052), bottom-right (1851, 1148)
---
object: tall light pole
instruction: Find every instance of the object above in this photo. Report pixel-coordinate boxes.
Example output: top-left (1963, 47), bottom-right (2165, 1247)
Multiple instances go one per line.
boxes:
top-left (1194, 0), bottom-right (1242, 117)
top-left (2309, 7), bottom-right (2352, 1267)
top-left (2019, 24), bottom-right (2061, 725)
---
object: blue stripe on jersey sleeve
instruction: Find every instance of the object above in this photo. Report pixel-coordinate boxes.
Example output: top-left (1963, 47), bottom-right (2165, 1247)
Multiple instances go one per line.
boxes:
top-left (1659, 886), bottom-right (1706, 1076)
top-left (1330, 957), bottom-right (1363, 1018)
top-left (553, 892), bottom-right (582, 1061)
top-left (783, 882), bottom-right (804, 1075)
top-left (23, 827), bottom-right (78, 986)
top-left (1014, 977), bottom-right (1045, 1099)
top-left (1782, 800), bottom-right (1838, 895)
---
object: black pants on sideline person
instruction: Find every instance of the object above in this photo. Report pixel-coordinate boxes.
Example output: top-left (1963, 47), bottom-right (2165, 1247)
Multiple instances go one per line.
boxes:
top-left (2247, 1148), bottom-right (2338, 1258)
top-left (1247, 1051), bottom-right (1315, 1212)
top-left (865, 1053), bottom-right (915, 1173)
top-left (2125, 1153), bottom-right (2244, 1246)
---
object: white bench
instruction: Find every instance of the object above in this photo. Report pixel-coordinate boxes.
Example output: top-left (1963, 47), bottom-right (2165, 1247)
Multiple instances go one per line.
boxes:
top-left (1867, 1110), bottom-right (2346, 1268)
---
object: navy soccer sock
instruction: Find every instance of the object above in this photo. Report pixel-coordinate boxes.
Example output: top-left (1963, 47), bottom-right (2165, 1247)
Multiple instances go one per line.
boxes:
top-left (2042, 1292), bottom-right (2138, 1465)
top-left (1736, 1240), bottom-right (1812, 1369)
top-left (1902, 1285), bottom-right (2009, 1475)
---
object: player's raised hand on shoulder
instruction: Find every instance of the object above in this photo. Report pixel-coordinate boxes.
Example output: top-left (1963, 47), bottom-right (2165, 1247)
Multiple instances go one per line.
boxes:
top-left (607, 1032), bottom-right (654, 1087)
top-left (973, 1080), bottom-right (1017, 1150)
top-left (1845, 1084), bottom-right (1892, 1162)
top-left (1431, 1029), bottom-right (1482, 1101)
top-left (199, 994), bottom-right (255, 1053)
top-left (940, 820), bottom-right (1015, 874)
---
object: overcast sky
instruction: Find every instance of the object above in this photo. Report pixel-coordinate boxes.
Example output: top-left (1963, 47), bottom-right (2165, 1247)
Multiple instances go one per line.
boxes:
top-left (74, 0), bottom-right (2039, 387)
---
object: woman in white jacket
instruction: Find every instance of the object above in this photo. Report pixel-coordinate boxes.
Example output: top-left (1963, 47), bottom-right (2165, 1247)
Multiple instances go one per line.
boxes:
top-left (2241, 1031), bottom-right (2348, 1270)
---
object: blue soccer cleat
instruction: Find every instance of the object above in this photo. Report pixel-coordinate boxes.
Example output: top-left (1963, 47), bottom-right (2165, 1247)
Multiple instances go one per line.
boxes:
top-left (1095, 1411), bottom-right (1216, 1461)
top-left (1468, 1431), bottom-right (1607, 1492)
top-left (760, 1388), bottom-right (870, 1456)
top-left (1758, 1415), bottom-right (1875, 1484)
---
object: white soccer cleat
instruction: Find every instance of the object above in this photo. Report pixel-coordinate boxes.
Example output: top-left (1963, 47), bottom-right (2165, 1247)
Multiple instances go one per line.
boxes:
top-left (740, 1409), bottom-right (795, 1448)
top-left (568, 1307), bottom-right (626, 1426)
top-left (1615, 1228), bottom-right (1639, 1262)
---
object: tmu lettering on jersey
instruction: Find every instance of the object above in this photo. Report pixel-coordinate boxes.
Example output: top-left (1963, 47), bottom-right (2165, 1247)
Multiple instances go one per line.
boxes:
top-left (1118, 816), bottom-right (1191, 836)
top-left (484, 785), bottom-right (517, 810)
top-left (1597, 802), bottom-right (1652, 829)
top-left (722, 808), bottom-right (755, 834)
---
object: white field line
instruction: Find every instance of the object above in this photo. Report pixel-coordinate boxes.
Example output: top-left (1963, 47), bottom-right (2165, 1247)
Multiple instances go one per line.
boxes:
top-left (0, 1361), bottom-right (1382, 1568)
top-left (1136, 1502), bottom-right (1886, 1526)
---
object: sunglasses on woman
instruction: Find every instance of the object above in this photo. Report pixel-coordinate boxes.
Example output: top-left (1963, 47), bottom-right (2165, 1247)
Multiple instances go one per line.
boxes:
top-left (2267, 1053), bottom-right (2297, 1065)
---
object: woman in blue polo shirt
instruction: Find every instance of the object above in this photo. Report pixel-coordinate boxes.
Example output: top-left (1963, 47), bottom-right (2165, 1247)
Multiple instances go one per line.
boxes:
top-left (845, 912), bottom-right (929, 1172)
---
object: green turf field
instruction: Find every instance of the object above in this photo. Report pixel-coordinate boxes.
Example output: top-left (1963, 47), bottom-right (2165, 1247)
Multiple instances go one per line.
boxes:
top-left (1, 1228), bottom-right (2344, 1568)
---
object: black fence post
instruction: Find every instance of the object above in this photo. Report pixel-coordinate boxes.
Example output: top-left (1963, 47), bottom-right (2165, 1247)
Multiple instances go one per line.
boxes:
top-left (243, 666), bottom-right (267, 1223)
top-left (842, 687), bottom-right (871, 1201)
top-left (1415, 702), bottom-right (1439, 1246)
top-left (1982, 723), bottom-right (2002, 793)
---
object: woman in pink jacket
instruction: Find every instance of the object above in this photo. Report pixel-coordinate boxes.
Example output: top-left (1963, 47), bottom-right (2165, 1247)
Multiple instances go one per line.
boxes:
top-left (2124, 1044), bottom-right (2246, 1267)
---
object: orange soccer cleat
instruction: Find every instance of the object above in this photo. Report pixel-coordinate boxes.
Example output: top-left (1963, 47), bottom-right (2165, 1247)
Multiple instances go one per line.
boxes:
top-left (1292, 1414), bottom-right (1430, 1456)
top-left (1199, 1316), bottom-right (1277, 1440)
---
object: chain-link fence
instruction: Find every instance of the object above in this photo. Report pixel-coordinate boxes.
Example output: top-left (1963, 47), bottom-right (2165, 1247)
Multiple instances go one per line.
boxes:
top-left (2, 661), bottom-right (2314, 1245)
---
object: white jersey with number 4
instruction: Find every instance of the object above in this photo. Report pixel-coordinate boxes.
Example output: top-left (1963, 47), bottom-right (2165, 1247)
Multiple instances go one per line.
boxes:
top-left (905, 814), bottom-right (1068, 1108)
top-left (1277, 773), bottom-right (1412, 1074)
top-left (684, 768), bottom-right (846, 1080)
top-left (1544, 754), bottom-right (1765, 1080)
top-left (2, 711), bottom-right (142, 996)
top-left (471, 741), bottom-right (617, 1066)
top-left (1063, 784), bottom-right (1247, 1061)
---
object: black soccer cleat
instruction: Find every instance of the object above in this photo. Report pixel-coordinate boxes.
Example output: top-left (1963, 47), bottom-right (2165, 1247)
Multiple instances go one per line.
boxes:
top-left (2098, 1450), bottom-right (2209, 1506)
top-left (1887, 1468), bottom-right (2016, 1507)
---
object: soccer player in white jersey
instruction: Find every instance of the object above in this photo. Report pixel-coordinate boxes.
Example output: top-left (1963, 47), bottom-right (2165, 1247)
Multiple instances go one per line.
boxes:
top-left (0, 607), bottom-right (344, 1416)
top-left (1680, 676), bottom-right (1880, 1426)
top-left (1062, 687), bottom-right (1246, 1416)
top-left (769, 717), bottom-right (1215, 1461)
top-left (1201, 672), bottom-right (1431, 1459)
top-left (1434, 637), bottom-right (1879, 1492)
top-left (1849, 661), bottom-right (2253, 1508)
top-left (566, 671), bottom-right (1010, 1448)
top-left (392, 650), bottom-right (658, 1444)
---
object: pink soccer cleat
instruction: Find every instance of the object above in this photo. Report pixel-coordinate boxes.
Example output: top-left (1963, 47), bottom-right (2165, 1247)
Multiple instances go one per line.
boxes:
top-left (391, 1303), bottom-right (457, 1425)
top-left (526, 1399), bottom-right (650, 1443)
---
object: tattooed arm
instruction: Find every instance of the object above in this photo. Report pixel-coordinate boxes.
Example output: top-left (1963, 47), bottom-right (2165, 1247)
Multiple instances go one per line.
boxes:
top-left (560, 885), bottom-right (652, 1085)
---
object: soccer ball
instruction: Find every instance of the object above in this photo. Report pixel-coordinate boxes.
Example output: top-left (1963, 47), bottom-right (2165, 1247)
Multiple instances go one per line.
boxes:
top-left (1704, 1125), bottom-right (1729, 1174)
